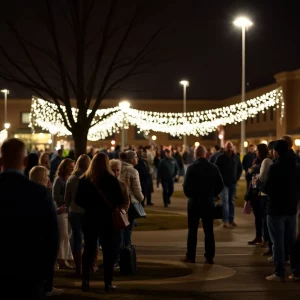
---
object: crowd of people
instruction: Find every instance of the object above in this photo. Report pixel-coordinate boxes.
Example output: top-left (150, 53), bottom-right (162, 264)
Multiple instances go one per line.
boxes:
top-left (0, 135), bottom-right (300, 299)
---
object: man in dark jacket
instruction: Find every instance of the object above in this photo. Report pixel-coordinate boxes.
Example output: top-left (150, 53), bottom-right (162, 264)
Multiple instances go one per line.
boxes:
top-left (242, 144), bottom-right (256, 187)
top-left (215, 141), bottom-right (242, 227)
top-left (265, 140), bottom-right (300, 281)
top-left (182, 145), bottom-right (224, 264)
top-left (157, 149), bottom-right (179, 207)
top-left (209, 145), bottom-right (222, 165)
top-left (0, 138), bottom-right (59, 299)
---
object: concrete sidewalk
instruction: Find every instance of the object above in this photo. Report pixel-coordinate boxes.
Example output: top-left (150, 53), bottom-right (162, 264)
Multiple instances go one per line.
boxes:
top-left (128, 182), bottom-right (300, 298)
top-left (70, 181), bottom-right (300, 299)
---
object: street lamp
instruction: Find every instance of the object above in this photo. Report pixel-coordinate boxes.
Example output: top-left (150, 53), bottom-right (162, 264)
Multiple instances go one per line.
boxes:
top-left (233, 16), bottom-right (252, 158)
top-left (179, 80), bottom-right (189, 147)
top-left (119, 100), bottom-right (131, 150)
top-left (1, 89), bottom-right (10, 130)
top-left (151, 135), bottom-right (157, 141)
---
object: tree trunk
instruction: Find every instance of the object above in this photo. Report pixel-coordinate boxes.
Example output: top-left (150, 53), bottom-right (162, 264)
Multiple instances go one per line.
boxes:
top-left (72, 127), bottom-right (89, 158)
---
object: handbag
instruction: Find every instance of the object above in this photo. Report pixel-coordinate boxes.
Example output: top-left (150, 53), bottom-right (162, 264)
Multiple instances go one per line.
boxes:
top-left (128, 201), bottom-right (147, 219)
top-left (243, 201), bottom-right (252, 214)
top-left (213, 201), bottom-right (223, 219)
top-left (94, 184), bottom-right (130, 231)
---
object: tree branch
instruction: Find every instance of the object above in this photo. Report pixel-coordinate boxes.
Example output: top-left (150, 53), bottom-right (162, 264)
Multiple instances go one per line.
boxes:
top-left (44, 0), bottom-right (75, 127)
top-left (85, 0), bottom-right (118, 110)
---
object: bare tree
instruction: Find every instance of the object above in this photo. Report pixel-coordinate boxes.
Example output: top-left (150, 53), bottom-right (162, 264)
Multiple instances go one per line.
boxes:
top-left (0, 0), bottom-right (163, 155)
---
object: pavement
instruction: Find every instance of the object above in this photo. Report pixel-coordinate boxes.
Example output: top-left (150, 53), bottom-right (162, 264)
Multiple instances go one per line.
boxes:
top-left (71, 179), bottom-right (300, 299)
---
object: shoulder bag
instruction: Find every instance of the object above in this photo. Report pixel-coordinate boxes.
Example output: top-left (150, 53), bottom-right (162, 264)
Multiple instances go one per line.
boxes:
top-left (94, 184), bottom-right (130, 231)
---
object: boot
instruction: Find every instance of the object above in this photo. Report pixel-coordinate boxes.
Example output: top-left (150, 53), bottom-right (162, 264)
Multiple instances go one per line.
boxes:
top-left (73, 251), bottom-right (82, 277)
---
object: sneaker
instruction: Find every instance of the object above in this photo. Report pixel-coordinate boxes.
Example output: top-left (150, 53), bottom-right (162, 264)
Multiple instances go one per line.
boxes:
top-left (223, 222), bottom-right (229, 228)
top-left (46, 287), bottom-right (64, 297)
top-left (266, 273), bottom-right (284, 281)
top-left (288, 274), bottom-right (300, 281)
top-left (229, 221), bottom-right (238, 227)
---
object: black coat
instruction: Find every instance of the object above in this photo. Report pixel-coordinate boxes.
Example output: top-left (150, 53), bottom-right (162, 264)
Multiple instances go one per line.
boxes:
top-left (75, 174), bottom-right (125, 226)
top-left (183, 158), bottom-right (224, 216)
top-left (0, 171), bottom-right (59, 282)
top-left (265, 156), bottom-right (299, 216)
top-left (215, 153), bottom-right (242, 186)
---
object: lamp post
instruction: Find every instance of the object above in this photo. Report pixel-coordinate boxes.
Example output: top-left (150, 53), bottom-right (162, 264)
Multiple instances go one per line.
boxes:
top-left (119, 100), bottom-right (130, 151)
top-left (233, 16), bottom-right (252, 158)
top-left (1, 89), bottom-right (10, 130)
top-left (179, 80), bottom-right (189, 147)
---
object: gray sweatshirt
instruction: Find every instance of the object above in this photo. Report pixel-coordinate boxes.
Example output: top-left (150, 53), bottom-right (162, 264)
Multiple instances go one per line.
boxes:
top-left (65, 170), bottom-right (84, 213)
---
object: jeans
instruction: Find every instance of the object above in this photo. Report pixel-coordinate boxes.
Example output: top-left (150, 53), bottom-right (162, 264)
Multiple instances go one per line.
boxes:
top-left (161, 179), bottom-right (174, 207)
top-left (122, 217), bottom-right (136, 247)
top-left (68, 212), bottom-right (84, 253)
top-left (187, 201), bottom-right (215, 262)
top-left (221, 184), bottom-right (237, 223)
top-left (250, 196), bottom-right (262, 238)
top-left (267, 215), bottom-right (300, 277)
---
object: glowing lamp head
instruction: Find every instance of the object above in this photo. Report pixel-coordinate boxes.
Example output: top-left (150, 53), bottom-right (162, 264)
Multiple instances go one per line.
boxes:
top-left (1, 89), bottom-right (9, 94)
top-left (4, 123), bottom-right (10, 129)
top-left (194, 142), bottom-right (200, 147)
top-left (48, 139), bottom-right (52, 144)
top-left (119, 100), bottom-right (130, 110)
top-left (218, 134), bottom-right (224, 140)
top-left (233, 16), bottom-right (253, 28)
top-left (244, 141), bottom-right (248, 148)
top-left (180, 80), bottom-right (189, 87)
top-left (295, 139), bottom-right (300, 147)
top-left (111, 140), bottom-right (116, 145)
top-left (261, 140), bottom-right (268, 145)
top-left (152, 135), bottom-right (157, 141)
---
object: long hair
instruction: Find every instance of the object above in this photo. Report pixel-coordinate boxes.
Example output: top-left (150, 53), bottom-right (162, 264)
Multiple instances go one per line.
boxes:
top-left (257, 143), bottom-right (269, 161)
top-left (39, 152), bottom-right (50, 169)
top-left (72, 154), bottom-right (90, 175)
top-left (84, 152), bottom-right (111, 183)
top-left (55, 158), bottom-right (74, 179)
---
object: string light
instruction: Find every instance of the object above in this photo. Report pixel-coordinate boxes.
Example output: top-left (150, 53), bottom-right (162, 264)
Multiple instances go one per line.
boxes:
top-left (29, 88), bottom-right (282, 140)
top-left (0, 129), bottom-right (8, 144)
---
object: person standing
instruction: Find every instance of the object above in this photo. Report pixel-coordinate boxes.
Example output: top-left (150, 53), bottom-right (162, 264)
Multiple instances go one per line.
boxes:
top-left (242, 144), bottom-right (256, 188)
top-left (216, 141), bottom-right (242, 228)
top-left (50, 148), bottom-right (63, 182)
top-left (0, 138), bottom-right (59, 299)
top-left (182, 146), bottom-right (224, 264)
top-left (157, 149), bottom-right (179, 207)
top-left (75, 153), bottom-right (126, 292)
top-left (265, 140), bottom-right (300, 281)
top-left (65, 154), bottom-right (91, 276)
top-left (209, 145), bottom-right (222, 165)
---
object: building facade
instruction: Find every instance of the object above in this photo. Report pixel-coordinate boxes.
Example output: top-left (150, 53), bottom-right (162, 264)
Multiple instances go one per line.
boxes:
top-left (0, 69), bottom-right (300, 152)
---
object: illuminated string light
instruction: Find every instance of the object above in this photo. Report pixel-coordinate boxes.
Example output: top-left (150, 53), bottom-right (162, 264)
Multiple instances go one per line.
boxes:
top-left (29, 88), bottom-right (282, 140)
top-left (0, 129), bottom-right (8, 144)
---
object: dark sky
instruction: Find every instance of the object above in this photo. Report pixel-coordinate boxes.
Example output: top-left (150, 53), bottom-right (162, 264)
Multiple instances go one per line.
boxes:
top-left (0, 0), bottom-right (299, 101)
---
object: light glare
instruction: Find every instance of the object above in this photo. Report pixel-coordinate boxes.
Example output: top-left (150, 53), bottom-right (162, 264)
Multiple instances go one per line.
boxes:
top-left (233, 17), bottom-right (253, 28)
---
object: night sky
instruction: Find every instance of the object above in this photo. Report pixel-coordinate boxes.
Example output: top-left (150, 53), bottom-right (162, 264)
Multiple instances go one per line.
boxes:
top-left (0, 0), bottom-right (299, 101)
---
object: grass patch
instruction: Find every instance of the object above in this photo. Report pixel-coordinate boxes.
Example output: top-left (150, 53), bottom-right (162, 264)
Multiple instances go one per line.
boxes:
top-left (134, 212), bottom-right (187, 231)
top-left (51, 262), bottom-right (193, 300)
top-left (169, 180), bottom-right (247, 208)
